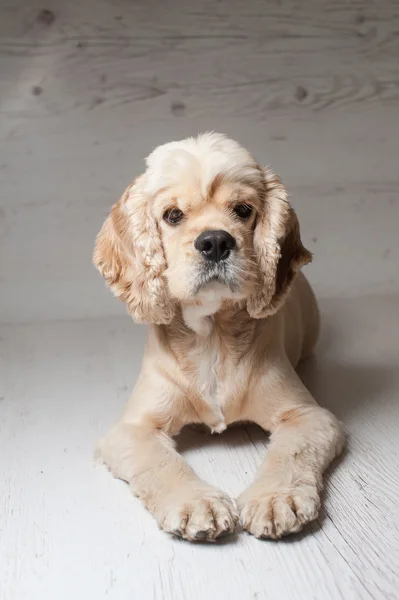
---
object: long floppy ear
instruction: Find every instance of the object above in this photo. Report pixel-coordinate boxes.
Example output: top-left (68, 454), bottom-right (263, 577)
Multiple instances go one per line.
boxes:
top-left (247, 168), bottom-right (312, 319)
top-left (93, 176), bottom-right (175, 324)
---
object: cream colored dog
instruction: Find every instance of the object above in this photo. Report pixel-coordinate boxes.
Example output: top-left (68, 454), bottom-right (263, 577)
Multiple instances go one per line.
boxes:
top-left (93, 133), bottom-right (344, 542)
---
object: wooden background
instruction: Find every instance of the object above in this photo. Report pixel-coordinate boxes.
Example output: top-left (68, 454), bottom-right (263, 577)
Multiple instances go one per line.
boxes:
top-left (1, 0), bottom-right (399, 322)
top-left (1, 1), bottom-right (399, 599)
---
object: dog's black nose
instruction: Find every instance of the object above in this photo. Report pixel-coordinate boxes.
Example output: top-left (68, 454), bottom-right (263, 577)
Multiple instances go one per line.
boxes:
top-left (194, 230), bottom-right (236, 263)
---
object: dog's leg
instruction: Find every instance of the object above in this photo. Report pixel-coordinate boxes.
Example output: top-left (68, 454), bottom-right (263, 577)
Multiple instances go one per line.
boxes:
top-left (97, 418), bottom-right (238, 542)
top-left (238, 367), bottom-right (344, 539)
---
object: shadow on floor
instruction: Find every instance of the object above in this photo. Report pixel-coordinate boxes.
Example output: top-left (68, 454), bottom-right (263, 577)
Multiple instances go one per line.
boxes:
top-left (298, 356), bottom-right (397, 421)
top-left (177, 421), bottom-right (268, 454)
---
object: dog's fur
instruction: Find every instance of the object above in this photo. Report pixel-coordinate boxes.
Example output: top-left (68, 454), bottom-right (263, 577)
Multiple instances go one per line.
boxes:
top-left (93, 133), bottom-right (344, 541)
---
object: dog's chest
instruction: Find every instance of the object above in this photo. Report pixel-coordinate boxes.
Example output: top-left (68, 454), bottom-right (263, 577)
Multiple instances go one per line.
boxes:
top-left (196, 340), bottom-right (221, 403)
top-left (188, 335), bottom-right (237, 432)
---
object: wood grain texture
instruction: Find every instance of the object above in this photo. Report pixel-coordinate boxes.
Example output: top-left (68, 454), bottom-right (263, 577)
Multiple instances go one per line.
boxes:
top-left (1, 0), bottom-right (399, 598)
top-left (1, 0), bottom-right (399, 322)
top-left (1, 295), bottom-right (399, 600)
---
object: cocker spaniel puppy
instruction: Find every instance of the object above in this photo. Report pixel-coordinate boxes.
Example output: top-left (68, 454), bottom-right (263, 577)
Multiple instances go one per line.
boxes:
top-left (93, 133), bottom-right (344, 542)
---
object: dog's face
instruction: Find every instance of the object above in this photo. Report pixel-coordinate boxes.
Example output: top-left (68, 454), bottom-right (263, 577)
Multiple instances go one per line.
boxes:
top-left (154, 177), bottom-right (261, 302)
top-left (93, 133), bottom-right (311, 324)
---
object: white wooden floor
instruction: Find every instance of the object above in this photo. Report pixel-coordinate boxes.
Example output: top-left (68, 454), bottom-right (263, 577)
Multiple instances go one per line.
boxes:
top-left (1, 1), bottom-right (399, 599)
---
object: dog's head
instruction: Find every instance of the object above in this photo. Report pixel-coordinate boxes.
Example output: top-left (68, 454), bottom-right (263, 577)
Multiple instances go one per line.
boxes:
top-left (93, 133), bottom-right (311, 324)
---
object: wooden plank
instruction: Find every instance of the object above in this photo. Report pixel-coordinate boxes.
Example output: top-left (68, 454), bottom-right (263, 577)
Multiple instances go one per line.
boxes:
top-left (1, 295), bottom-right (399, 600)
top-left (1, 0), bottom-right (399, 322)
top-left (1, 1), bottom-right (399, 597)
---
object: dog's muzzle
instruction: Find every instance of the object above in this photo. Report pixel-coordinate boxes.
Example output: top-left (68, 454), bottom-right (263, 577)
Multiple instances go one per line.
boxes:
top-left (191, 232), bottom-right (242, 295)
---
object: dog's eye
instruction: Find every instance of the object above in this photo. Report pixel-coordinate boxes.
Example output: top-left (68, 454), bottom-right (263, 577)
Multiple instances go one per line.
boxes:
top-left (234, 204), bottom-right (253, 220)
top-left (163, 208), bottom-right (184, 225)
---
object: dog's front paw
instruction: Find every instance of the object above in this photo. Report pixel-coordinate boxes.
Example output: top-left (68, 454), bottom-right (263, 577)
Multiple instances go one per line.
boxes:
top-left (159, 489), bottom-right (239, 542)
top-left (238, 485), bottom-right (320, 539)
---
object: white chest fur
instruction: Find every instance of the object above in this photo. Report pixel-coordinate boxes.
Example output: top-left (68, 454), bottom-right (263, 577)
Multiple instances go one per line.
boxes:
top-left (181, 283), bottom-right (246, 433)
top-left (188, 335), bottom-right (226, 433)
top-left (182, 282), bottom-right (244, 337)
top-left (181, 292), bottom-right (227, 432)
top-left (182, 298), bottom-right (220, 337)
